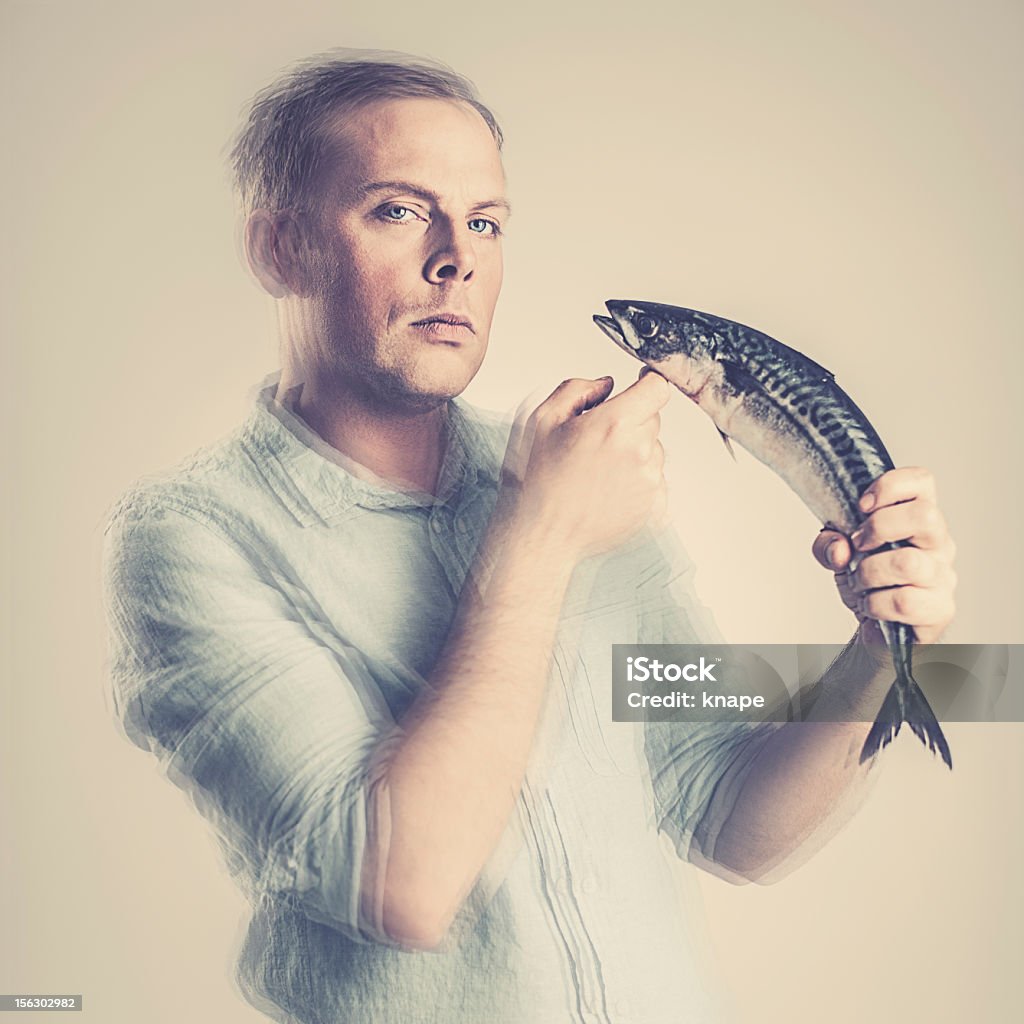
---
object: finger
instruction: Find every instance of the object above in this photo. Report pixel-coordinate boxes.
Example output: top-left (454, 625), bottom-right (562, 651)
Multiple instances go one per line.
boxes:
top-left (833, 567), bottom-right (863, 615)
top-left (859, 585), bottom-right (955, 629)
top-left (651, 439), bottom-right (665, 474)
top-left (812, 528), bottom-right (852, 571)
top-left (536, 376), bottom-right (616, 424)
top-left (858, 466), bottom-right (936, 514)
top-left (640, 439), bottom-right (666, 484)
top-left (599, 368), bottom-right (671, 422)
top-left (638, 414), bottom-right (663, 454)
top-left (850, 500), bottom-right (950, 553)
top-left (851, 546), bottom-right (948, 592)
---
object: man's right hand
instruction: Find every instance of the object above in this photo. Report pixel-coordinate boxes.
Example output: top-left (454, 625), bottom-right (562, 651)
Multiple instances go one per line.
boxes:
top-left (500, 371), bottom-right (671, 560)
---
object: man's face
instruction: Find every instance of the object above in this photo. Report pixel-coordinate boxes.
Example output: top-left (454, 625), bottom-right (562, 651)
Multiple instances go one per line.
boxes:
top-left (299, 97), bottom-right (508, 412)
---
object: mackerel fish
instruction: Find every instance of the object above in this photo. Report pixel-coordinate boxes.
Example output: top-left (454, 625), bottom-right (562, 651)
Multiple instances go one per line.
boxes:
top-left (594, 298), bottom-right (952, 769)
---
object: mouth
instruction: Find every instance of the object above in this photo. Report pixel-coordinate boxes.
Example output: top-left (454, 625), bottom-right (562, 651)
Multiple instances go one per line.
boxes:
top-left (593, 307), bottom-right (641, 357)
top-left (410, 312), bottom-right (476, 336)
top-left (593, 313), bottom-right (623, 343)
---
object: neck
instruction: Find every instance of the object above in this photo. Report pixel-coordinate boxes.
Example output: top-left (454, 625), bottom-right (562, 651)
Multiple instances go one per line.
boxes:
top-left (278, 370), bottom-right (449, 496)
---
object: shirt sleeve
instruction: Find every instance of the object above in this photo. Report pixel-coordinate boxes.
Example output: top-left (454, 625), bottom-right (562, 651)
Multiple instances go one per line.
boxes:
top-left (101, 495), bottom-right (414, 947)
top-left (630, 526), bottom-right (784, 877)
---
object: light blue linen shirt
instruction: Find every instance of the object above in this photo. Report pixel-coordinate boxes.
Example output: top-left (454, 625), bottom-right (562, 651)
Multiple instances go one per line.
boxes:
top-left (101, 372), bottom-right (772, 1024)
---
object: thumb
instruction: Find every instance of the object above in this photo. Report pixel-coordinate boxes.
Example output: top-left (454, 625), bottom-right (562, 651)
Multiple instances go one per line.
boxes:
top-left (813, 528), bottom-right (851, 572)
top-left (543, 376), bottom-right (615, 422)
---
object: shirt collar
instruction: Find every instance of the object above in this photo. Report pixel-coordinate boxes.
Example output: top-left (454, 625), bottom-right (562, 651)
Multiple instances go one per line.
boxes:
top-left (238, 371), bottom-right (502, 527)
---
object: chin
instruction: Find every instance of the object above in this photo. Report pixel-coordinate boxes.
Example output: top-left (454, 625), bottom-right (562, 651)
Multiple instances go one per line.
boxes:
top-left (402, 354), bottom-right (483, 407)
top-left (371, 372), bottom-right (475, 414)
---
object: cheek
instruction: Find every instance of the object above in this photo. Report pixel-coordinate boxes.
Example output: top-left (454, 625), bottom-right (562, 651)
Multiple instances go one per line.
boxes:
top-left (484, 253), bottom-right (504, 309)
top-left (322, 248), bottom-right (392, 312)
top-left (348, 241), bottom-right (421, 295)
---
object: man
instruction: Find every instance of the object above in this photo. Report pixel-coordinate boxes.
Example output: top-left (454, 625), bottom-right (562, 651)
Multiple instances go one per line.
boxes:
top-left (102, 51), bottom-right (957, 1023)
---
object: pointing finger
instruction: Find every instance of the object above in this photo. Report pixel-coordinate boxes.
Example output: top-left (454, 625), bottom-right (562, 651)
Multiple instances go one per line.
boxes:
top-left (536, 376), bottom-right (616, 425)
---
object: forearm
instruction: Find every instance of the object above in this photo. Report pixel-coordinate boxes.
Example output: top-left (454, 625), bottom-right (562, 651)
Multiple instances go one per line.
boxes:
top-left (360, 373), bottom-right (670, 947)
top-left (372, 499), bottom-right (575, 947)
top-left (710, 636), bottom-right (892, 881)
top-left (707, 464), bottom-right (958, 883)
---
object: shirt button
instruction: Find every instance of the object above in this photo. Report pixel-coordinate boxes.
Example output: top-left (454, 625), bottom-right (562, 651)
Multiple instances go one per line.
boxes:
top-left (580, 876), bottom-right (598, 894)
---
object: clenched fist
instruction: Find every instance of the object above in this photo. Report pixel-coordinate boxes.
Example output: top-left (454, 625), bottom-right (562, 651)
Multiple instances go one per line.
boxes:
top-left (812, 467), bottom-right (957, 645)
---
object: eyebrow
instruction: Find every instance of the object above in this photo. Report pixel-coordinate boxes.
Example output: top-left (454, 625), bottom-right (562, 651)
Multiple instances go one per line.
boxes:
top-left (355, 180), bottom-right (512, 216)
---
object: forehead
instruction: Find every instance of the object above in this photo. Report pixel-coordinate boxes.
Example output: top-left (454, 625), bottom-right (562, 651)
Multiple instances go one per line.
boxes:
top-left (318, 97), bottom-right (505, 200)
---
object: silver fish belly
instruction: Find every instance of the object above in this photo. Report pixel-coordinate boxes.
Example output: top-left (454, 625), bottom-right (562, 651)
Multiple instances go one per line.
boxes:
top-left (594, 298), bottom-right (951, 769)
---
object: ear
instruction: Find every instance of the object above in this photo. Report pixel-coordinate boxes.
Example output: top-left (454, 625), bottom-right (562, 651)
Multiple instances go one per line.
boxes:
top-left (245, 210), bottom-right (315, 298)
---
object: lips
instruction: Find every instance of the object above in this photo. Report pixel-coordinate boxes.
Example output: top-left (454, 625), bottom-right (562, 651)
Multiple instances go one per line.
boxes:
top-left (410, 312), bottom-right (476, 334)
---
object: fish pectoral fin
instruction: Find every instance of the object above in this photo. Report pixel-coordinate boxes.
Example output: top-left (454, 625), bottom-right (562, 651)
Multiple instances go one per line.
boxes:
top-left (716, 427), bottom-right (737, 461)
top-left (720, 360), bottom-right (764, 397)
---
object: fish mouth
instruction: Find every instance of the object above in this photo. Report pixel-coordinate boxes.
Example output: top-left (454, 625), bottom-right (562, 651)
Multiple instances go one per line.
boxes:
top-left (594, 303), bottom-right (648, 359)
top-left (593, 312), bottom-right (637, 358)
top-left (593, 313), bottom-right (622, 343)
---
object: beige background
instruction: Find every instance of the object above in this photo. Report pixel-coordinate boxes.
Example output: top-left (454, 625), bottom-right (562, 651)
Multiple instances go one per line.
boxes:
top-left (3, 0), bottom-right (1022, 1021)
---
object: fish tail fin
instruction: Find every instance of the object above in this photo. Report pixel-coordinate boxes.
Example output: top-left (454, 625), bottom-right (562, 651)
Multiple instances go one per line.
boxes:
top-left (903, 677), bottom-right (953, 770)
top-left (860, 651), bottom-right (953, 770)
top-left (860, 678), bottom-right (905, 764)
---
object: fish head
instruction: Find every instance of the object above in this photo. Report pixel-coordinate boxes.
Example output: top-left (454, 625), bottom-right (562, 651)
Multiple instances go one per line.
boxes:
top-left (594, 299), bottom-right (739, 402)
top-left (594, 299), bottom-right (724, 376)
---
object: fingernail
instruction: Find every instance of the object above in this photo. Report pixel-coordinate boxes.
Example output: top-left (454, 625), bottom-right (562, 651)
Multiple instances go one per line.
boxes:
top-left (825, 540), bottom-right (839, 568)
top-left (860, 492), bottom-right (875, 513)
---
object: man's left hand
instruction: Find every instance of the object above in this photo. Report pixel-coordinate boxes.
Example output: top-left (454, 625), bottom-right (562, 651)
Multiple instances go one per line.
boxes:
top-left (811, 467), bottom-right (957, 645)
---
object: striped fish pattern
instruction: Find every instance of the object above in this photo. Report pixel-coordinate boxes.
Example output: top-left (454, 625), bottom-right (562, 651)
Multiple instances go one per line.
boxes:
top-left (594, 299), bottom-right (952, 768)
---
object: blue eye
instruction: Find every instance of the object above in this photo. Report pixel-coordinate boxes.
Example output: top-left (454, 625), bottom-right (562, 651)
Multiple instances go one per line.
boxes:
top-left (383, 205), bottom-right (414, 221)
top-left (468, 217), bottom-right (500, 236)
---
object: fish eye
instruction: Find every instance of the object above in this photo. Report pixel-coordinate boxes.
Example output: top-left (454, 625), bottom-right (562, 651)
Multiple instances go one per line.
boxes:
top-left (636, 316), bottom-right (659, 339)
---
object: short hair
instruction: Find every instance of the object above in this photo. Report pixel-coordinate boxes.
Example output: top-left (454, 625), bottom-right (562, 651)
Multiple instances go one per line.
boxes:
top-left (229, 49), bottom-right (503, 218)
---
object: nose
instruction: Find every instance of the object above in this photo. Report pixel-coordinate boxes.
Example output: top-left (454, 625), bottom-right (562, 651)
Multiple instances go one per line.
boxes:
top-left (423, 220), bottom-right (476, 284)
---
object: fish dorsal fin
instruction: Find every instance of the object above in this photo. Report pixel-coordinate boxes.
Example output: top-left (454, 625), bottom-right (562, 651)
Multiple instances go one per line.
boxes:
top-left (799, 354), bottom-right (835, 382)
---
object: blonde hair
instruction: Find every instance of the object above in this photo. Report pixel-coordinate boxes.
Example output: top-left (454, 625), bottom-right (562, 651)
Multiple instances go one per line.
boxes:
top-left (229, 48), bottom-right (503, 218)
